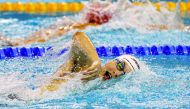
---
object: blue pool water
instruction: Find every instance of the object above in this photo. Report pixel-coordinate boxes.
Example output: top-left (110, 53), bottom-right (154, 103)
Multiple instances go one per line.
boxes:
top-left (0, 2), bottom-right (190, 109)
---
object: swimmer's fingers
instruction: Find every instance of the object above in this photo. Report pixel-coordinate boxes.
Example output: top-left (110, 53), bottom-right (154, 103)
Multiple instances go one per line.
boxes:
top-left (86, 65), bottom-right (97, 72)
top-left (81, 72), bottom-right (98, 81)
top-left (84, 61), bottom-right (101, 73)
top-left (82, 61), bottom-right (101, 81)
top-left (81, 68), bottom-right (100, 81)
top-left (83, 68), bottom-right (98, 75)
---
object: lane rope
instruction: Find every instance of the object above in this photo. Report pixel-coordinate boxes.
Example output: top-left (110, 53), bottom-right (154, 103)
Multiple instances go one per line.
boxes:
top-left (0, 2), bottom-right (189, 14)
top-left (0, 45), bottom-right (190, 59)
top-left (0, 2), bottom-right (84, 13)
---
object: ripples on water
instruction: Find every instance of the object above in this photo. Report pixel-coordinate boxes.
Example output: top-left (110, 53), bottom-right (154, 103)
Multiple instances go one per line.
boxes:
top-left (0, 0), bottom-right (189, 108)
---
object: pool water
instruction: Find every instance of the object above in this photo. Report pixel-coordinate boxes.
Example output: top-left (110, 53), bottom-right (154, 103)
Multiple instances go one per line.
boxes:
top-left (0, 1), bottom-right (190, 109)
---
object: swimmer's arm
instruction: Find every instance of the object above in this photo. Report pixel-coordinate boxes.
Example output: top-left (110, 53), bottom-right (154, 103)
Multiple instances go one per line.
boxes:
top-left (0, 27), bottom-right (68, 46)
top-left (23, 25), bottom-right (72, 45)
top-left (0, 34), bottom-right (24, 46)
top-left (38, 60), bottom-right (75, 95)
top-left (72, 32), bottom-right (100, 63)
top-left (0, 23), bottom-right (97, 46)
top-left (72, 32), bottom-right (101, 81)
top-left (38, 77), bottom-right (69, 95)
top-left (53, 58), bottom-right (74, 77)
top-left (22, 23), bottom-right (98, 45)
top-left (39, 59), bottom-right (75, 94)
top-left (147, 24), bottom-right (168, 30)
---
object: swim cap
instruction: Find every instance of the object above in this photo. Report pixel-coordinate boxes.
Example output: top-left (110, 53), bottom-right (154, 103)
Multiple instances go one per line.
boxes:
top-left (116, 55), bottom-right (141, 71)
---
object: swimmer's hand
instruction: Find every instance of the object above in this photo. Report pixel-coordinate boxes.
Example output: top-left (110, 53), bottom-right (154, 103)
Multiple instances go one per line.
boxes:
top-left (81, 61), bottom-right (101, 82)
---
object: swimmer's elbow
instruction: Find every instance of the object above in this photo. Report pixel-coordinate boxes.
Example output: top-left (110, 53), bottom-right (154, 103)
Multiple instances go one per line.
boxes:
top-left (72, 31), bottom-right (87, 40)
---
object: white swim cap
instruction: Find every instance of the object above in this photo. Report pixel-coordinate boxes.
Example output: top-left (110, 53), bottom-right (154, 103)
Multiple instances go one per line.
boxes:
top-left (116, 55), bottom-right (141, 71)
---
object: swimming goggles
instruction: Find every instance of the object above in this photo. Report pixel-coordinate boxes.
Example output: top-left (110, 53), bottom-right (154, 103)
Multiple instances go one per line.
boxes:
top-left (104, 59), bottom-right (126, 80)
top-left (115, 59), bottom-right (126, 75)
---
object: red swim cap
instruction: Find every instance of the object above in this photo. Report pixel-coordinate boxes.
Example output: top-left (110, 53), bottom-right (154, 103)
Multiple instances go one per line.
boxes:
top-left (84, 2), bottom-right (112, 25)
top-left (85, 9), bottom-right (112, 24)
top-left (86, 11), bottom-right (112, 24)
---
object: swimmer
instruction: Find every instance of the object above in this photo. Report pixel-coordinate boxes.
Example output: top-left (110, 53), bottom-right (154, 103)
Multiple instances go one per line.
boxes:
top-left (37, 31), bottom-right (141, 96)
top-left (0, 0), bottom-right (171, 46)
top-left (1, 0), bottom-right (188, 47)
top-left (86, 0), bottom-right (190, 31)
top-left (0, 22), bottom-right (98, 46)
top-left (0, 1), bottom-right (112, 46)
top-left (7, 31), bottom-right (141, 100)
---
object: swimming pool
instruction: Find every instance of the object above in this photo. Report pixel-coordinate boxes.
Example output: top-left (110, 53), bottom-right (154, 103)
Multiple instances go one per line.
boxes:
top-left (0, 1), bottom-right (190, 108)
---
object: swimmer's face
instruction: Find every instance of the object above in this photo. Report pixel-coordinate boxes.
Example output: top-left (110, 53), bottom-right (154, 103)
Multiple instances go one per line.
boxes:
top-left (100, 60), bottom-right (132, 80)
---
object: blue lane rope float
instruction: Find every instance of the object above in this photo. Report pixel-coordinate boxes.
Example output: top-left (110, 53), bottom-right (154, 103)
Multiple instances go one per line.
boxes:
top-left (0, 45), bottom-right (190, 59)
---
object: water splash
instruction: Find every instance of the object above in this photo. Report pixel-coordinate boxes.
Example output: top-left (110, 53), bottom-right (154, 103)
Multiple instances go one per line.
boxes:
top-left (82, 0), bottom-right (184, 32)
top-left (0, 49), bottom-right (154, 104)
top-left (0, 0), bottom-right (189, 108)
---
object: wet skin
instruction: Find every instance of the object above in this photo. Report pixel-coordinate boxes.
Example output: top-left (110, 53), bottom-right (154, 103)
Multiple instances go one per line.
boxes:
top-left (36, 32), bottom-right (135, 95)
top-left (100, 60), bottom-right (132, 80)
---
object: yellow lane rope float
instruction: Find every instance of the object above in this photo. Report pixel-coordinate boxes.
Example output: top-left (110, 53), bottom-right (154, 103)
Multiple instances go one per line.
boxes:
top-left (0, 2), bottom-right (84, 13)
top-left (0, 2), bottom-right (189, 14)
top-left (134, 2), bottom-right (190, 12)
